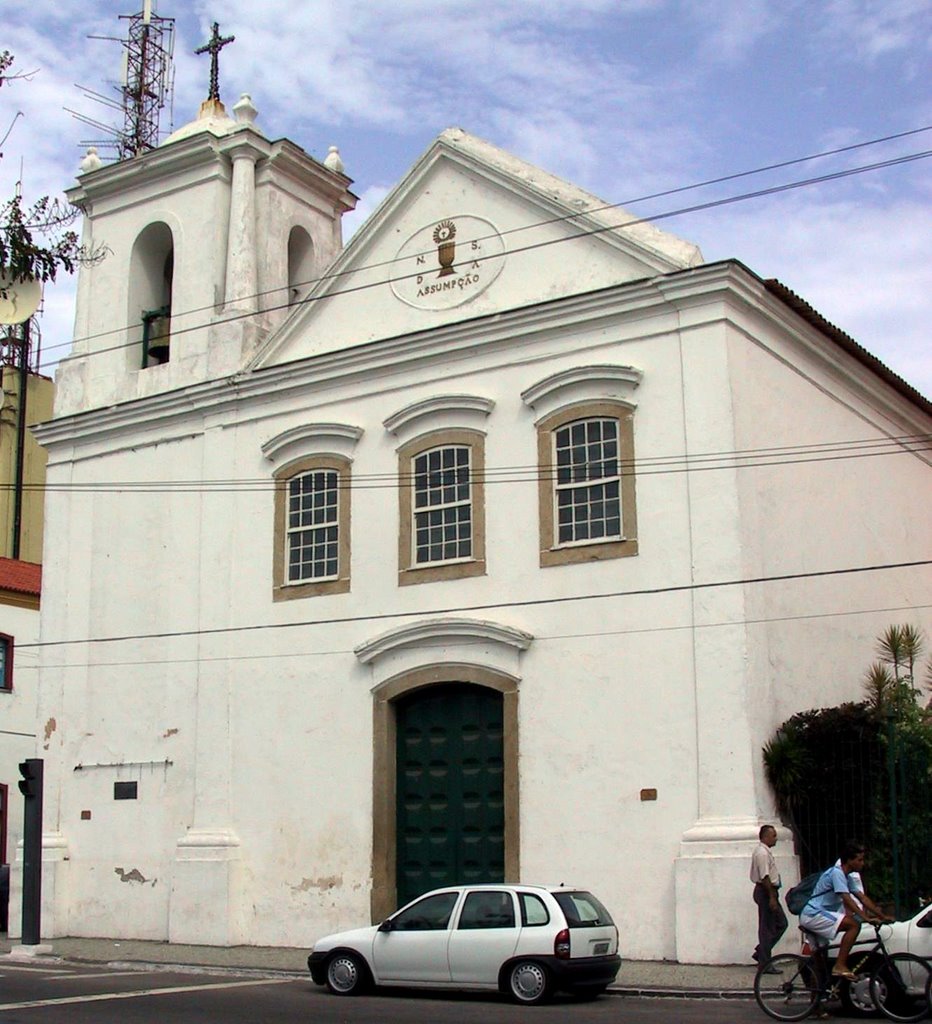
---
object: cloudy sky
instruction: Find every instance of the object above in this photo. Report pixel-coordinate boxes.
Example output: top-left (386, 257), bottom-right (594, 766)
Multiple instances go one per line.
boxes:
top-left (2, 0), bottom-right (930, 395)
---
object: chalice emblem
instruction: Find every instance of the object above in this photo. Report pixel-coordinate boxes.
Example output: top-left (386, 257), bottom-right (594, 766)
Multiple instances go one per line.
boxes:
top-left (433, 220), bottom-right (457, 277)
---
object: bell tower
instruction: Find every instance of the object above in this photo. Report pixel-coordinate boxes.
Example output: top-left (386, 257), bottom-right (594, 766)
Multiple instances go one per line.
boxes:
top-left (59, 32), bottom-right (356, 417)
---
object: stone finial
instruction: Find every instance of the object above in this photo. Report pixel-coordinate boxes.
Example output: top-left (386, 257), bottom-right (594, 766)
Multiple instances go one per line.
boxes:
top-left (324, 145), bottom-right (344, 174)
top-left (79, 147), bottom-right (103, 175)
top-left (233, 93), bottom-right (258, 126)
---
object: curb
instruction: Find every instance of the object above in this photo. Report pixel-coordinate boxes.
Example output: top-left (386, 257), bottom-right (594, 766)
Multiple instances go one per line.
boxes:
top-left (610, 986), bottom-right (754, 1000)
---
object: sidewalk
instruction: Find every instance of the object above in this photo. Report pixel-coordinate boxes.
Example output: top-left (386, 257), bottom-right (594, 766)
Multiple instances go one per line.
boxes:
top-left (0, 934), bottom-right (755, 997)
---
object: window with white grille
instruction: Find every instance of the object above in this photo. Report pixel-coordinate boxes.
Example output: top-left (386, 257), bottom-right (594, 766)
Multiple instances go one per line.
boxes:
top-left (287, 469), bottom-right (340, 581)
top-left (554, 418), bottom-right (622, 544)
top-left (413, 445), bottom-right (472, 564)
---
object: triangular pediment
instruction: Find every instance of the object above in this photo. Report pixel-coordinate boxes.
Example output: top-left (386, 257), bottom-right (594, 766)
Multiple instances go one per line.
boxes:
top-left (251, 128), bottom-right (703, 370)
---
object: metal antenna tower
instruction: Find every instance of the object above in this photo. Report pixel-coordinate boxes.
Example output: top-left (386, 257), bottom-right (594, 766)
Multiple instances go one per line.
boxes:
top-left (71, 1), bottom-right (175, 161)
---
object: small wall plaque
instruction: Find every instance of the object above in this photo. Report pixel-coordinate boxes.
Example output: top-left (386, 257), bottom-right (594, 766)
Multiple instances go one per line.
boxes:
top-left (640, 788), bottom-right (658, 801)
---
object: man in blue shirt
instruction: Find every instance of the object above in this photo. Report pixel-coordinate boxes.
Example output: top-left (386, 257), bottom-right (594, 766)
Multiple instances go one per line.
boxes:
top-left (800, 841), bottom-right (880, 980)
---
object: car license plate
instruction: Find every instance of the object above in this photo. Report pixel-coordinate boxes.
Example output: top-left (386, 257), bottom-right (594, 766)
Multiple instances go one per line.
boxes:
top-left (593, 941), bottom-right (609, 954)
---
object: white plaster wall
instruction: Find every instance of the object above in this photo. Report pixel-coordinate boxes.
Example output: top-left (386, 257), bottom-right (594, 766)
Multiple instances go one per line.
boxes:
top-left (38, 292), bottom-right (723, 955)
top-left (726, 311), bottom-right (932, 747)
top-left (1, 602), bottom-right (41, 872)
top-left (36, 248), bottom-right (931, 960)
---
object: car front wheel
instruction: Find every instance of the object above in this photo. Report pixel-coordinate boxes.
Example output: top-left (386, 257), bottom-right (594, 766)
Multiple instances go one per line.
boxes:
top-left (507, 960), bottom-right (552, 1005)
top-left (325, 951), bottom-right (368, 996)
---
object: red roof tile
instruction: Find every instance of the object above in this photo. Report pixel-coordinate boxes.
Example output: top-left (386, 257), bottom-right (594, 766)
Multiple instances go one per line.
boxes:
top-left (0, 557), bottom-right (42, 596)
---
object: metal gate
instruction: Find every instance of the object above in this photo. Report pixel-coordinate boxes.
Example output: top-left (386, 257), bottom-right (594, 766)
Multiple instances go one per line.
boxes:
top-left (789, 722), bottom-right (931, 915)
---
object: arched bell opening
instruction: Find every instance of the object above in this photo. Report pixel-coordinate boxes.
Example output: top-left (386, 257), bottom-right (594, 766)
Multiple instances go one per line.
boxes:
top-left (128, 222), bottom-right (174, 368)
top-left (287, 225), bottom-right (314, 305)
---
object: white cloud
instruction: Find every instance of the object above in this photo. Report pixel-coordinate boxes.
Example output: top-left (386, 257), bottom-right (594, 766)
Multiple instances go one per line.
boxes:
top-left (687, 191), bottom-right (932, 398)
top-left (820, 0), bottom-right (932, 62)
top-left (682, 0), bottom-right (789, 64)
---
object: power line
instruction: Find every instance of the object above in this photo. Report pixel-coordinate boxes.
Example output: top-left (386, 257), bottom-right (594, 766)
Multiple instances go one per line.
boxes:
top-left (38, 135), bottom-right (932, 369)
top-left (35, 602), bottom-right (932, 671)
top-left (7, 434), bottom-right (929, 494)
top-left (20, 558), bottom-right (932, 651)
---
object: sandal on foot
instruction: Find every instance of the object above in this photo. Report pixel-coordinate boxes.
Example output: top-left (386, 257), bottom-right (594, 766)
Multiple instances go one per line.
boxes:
top-left (831, 968), bottom-right (857, 981)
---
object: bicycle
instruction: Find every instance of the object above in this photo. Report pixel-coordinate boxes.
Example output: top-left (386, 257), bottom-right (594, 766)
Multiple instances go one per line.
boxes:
top-left (754, 921), bottom-right (932, 1022)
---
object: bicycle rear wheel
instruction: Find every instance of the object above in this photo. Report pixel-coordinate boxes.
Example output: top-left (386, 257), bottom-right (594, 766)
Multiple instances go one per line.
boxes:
top-left (754, 954), bottom-right (821, 1022)
top-left (869, 952), bottom-right (932, 1023)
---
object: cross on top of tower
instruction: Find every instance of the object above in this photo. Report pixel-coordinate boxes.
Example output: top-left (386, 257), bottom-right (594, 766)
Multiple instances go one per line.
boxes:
top-left (195, 21), bottom-right (235, 102)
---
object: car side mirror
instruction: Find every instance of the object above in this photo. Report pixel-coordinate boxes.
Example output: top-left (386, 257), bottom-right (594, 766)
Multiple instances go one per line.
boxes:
top-left (378, 919), bottom-right (394, 933)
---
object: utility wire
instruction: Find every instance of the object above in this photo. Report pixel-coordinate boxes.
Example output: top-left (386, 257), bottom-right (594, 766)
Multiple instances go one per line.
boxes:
top-left (47, 124), bottom-right (929, 355)
top-left (37, 603), bottom-right (932, 672)
top-left (6, 435), bottom-right (930, 494)
top-left (20, 558), bottom-right (932, 651)
top-left (38, 136), bottom-right (932, 368)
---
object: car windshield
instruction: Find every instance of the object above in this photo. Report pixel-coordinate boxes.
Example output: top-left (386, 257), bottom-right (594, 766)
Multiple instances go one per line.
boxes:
top-left (553, 891), bottom-right (614, 928)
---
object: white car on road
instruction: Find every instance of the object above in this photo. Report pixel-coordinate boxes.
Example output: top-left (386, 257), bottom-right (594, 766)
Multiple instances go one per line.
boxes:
top-left (307, 883), bottom-right (621, 1004)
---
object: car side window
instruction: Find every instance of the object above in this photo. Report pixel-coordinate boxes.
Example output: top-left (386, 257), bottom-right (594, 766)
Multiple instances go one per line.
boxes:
top-left (519, 892), bottom-right (550, 926)
top-left (392, 891), bottom-right (459, 931)
top-left (457, 891), bottom-right (516, 930)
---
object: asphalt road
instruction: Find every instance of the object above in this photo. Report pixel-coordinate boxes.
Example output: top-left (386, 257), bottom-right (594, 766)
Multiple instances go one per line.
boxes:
top-left (0, 960), bottom-right (776, 1024)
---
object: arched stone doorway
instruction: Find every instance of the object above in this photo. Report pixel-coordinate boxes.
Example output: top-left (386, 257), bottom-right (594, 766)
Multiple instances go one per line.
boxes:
top-left (369, 664), bottom-right (520, 922)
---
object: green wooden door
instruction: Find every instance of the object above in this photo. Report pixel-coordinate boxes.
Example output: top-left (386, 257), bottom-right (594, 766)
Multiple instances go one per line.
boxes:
top-left (395, 684), bottom-right (504, 908)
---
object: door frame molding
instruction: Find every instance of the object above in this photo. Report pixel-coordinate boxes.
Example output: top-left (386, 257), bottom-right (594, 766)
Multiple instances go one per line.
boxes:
top-left (370, 664), bottom-right (519, 923)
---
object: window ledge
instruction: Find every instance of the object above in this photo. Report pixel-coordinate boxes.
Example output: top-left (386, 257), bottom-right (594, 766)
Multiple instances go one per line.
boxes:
top-left (399, 558), bottom-right (486, 587)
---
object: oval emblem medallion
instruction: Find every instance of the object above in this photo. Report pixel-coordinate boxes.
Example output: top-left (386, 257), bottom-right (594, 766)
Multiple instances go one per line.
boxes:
top-left (390, 216), bottom-right (506, 310)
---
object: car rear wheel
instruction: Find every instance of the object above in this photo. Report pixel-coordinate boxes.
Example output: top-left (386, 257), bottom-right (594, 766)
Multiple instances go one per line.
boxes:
top-left (325, 951), bottom-right (368, 996)
top-left (507, 960), bottom-right (552, 1005)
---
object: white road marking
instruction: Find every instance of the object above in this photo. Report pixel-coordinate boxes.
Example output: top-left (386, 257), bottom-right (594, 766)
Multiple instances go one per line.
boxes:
top-left (0, 964), bottom-right (70, 974)
top-left (0, 976), bottom-right (294, 1010)
top-left (48, 970), bottom-right (156, 980)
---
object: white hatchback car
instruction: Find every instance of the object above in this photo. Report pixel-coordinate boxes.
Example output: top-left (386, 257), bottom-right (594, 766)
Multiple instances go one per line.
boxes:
top-left (307, 884), bottom-right (621, 1004)
top-left (884, 902), bottom-right (932, 960)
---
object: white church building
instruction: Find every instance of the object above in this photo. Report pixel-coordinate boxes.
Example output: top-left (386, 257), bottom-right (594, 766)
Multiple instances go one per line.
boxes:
top-left (15, 87), bottom-right (931, 963)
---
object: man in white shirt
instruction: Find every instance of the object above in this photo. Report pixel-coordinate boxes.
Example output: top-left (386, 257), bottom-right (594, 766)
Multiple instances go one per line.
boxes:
top-left (750, 824), bottom-right (788, 971)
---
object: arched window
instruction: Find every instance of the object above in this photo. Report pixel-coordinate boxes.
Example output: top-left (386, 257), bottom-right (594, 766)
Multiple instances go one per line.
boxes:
top-left (129, 222), bottom-right (174, 367)
top-left (521, 365), bottom-right (642, 567)
top-left (287, 226), bottom-right (314, 305)
top-left (262, 422), bottom-right (363, 601)
top-left (535, 401), bottom-right (638, 566)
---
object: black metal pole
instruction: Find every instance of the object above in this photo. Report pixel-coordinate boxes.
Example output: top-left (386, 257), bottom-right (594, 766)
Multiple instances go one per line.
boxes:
top-left (19, 757), bottom-right (43, 944)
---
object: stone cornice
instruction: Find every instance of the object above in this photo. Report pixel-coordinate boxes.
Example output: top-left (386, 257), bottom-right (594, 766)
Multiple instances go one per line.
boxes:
top-left (354, 617), bottom-right (534, 665)
top-left (261, 422), bottom-right (363, 463)
top-left (257, 139), bottom-right (357, 211)
top-left (34, 261), bottom-right (932, 454)
top-left (67, 130), bottom-right (247, 209)
top-left (521, 365), bottom-right (642, 414)
top-left (383, 395), bottom-right (495, 439)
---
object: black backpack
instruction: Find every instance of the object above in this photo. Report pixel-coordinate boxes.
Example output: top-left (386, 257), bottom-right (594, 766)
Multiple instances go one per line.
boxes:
top-left (785, 871), bottom-right (824, 914)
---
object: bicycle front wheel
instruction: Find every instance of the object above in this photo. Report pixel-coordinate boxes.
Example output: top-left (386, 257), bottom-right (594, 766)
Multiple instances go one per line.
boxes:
top-left (869, 952), bottom-right (932, 1023)
top-left (754, 954), bottom-right (821, 1022)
